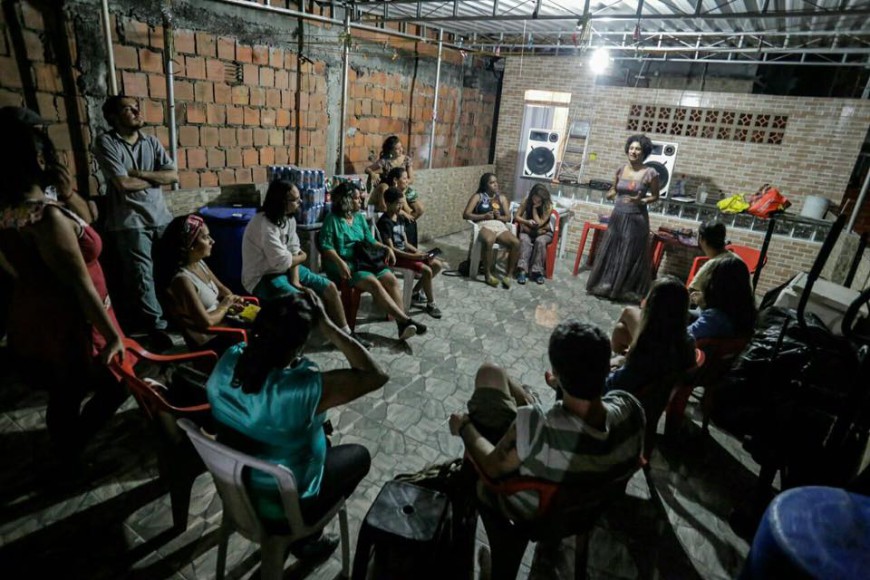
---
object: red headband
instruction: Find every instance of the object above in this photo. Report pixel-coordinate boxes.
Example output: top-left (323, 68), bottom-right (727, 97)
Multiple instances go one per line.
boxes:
top-left (183, 215), bottom-right (205, 249)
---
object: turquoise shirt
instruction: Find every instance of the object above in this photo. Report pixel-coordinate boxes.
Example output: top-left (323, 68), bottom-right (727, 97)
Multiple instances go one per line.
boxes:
top-left (207, 344), bottom-right (327, 521)
top-left (319, 211), bottom-right (377, 279)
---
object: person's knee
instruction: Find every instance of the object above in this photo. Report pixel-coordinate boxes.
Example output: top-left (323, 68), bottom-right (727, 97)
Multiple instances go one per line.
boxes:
top-left (475, 362), bottom-right (509, 390)
top-left (323, 282), bottom-right (340, 300)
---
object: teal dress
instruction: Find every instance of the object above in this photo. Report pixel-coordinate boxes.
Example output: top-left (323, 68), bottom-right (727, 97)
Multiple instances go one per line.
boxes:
top-left (207, 344), bottom-right (327, 522)
top-left (319, 211), bottom-right (390, 285)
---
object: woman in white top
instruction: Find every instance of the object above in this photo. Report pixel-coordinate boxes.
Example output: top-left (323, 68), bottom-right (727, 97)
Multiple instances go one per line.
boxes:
top-left (163, 214), bottom-right (246, 351)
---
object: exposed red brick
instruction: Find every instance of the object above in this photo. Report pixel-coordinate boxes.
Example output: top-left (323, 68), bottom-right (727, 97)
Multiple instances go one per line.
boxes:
top-left (269, 129), bottom-right (284, 146)
top-left (200, 171), bottom-right (218, 187)
top-left (252, 44), bottom-right (268, 65)
top-left (139, 48), bottom-right (163, 74)
top-left (265, 88), bottom-right (281, 108)
top-left (120, 70), bottom-right (147, 97)
top-left (175, 30), bottom-right (195, 54)
top-left (226, 106), bottom-right (243, 125)
top-left (252, 166), bottom-right (267, 184)
top-left (242, 148), bottom-right (258, 167)
top-left (141, 99), bottom-right (164, 124)
top-left (268, 47), bottom-right (283, 68)
top-left (195, 32), bottom-right (216, 58)
top-left (206, 103), bottom-right (225, 125)
top-left (185, 102), bottom-right (206, 124)
top-left (112, 44), bottom-right (138, 69)
top-left (253, 128), bottom-right (269, 146)
top-left (237, 128), bottom-right (253, 146)
top-left (206, 58), bottom-right (225, 82)
top-left (218, 169), bottom-right (236, 185)
top-left (122, 19), bottom-right (150, 46)
top-left (200, 126), bottom-right (219, 147)
top-left (0, 57), bottom-right (24, 88)
top-left (261, 108), bottom-right (276, 127)
top-left (259, 146), bottom-right (275, 165)
top-left (148, 73), bottom-right (166, 99)
top-left (213, 83), bottom-right (232, 104)
top-left (206, 147), bottom-right (225, 167)
top-left (184, 56), bottom-right (206, 80)
top-left (23, 30), bottom-right (43, 62)
top-left (236, 168), bottom-right (253, 183)
top-left (20, 2), bottom-right (45, 30)
top-left (174, 80), bottom-right (194, 101)
top-left (47, 124), bottom-right (72, 150)
top-left (231, 85), bottom-right (248, 105)
top-left (178, 125), bottom-right (199, 147)
top-left (219, 127), bottom-right (236, 147)
top-left (178, 170), bottom-right (199, 189)
top-left (225, 148), bottom-right (242, 167)
top-left (235, 43), bottom-right (252, 63)
top-left (150, 25), bottom-right (165, 50)
top-left (274, 69), bottom-right (289, 90)
top-left (249, 87), bottom-right (265, 107)
top-left (194, 81), bottom-right (213, 103)
top-left (187, 148), bottom-right (207, 169)
top-left (276, 108), bottom-right (290, 127)
top-left (241, 63), bottom-right (257, 85)
top-left (259, 67), bottom-right (274, 87)
top-left (217, 37), bottom-right (235, 61)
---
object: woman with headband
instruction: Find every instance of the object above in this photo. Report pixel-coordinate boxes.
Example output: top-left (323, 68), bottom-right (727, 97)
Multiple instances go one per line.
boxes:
top-left (162, 214), bottom-right (246, 353)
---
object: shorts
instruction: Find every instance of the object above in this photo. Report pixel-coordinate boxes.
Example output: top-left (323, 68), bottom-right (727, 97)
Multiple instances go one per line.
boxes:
top-left (467, 387), bottom-right (518, 445)
top-left (349, 266), bottom-right (392, 287)
top-left (253, 265), bottom-right (333, 300)
top-left (478, 220), bottom-right (510, 236)
top-left (394, 256), bottom-right (427, 273)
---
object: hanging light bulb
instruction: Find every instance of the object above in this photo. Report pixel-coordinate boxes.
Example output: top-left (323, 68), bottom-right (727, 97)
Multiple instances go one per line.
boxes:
top-left (590, 47), bottom-right (611, 75)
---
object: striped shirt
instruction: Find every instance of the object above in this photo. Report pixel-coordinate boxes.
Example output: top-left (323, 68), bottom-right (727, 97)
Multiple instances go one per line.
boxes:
top-left (505, 391), bottom-right (645, 520)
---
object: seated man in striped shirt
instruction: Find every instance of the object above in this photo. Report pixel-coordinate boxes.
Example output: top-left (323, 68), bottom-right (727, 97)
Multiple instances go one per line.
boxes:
top-left (449, 321), bottom-right (645, 570)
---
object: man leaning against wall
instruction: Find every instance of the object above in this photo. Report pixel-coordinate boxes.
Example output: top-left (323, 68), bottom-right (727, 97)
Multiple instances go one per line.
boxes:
top-left (94, 95), bottom-right (178, 344)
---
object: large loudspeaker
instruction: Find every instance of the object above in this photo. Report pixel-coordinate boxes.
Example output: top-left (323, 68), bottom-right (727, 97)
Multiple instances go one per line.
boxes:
top-left (644, 141), bottom-right (679, 197)
top-left (523, 128), bottom-right (561, 179)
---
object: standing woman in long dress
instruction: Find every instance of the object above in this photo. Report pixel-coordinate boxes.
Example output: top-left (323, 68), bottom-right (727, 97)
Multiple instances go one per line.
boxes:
top-left (586, 134), bottom-right (660, 302)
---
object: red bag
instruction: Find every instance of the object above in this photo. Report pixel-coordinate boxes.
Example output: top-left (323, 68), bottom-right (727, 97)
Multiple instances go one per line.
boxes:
top-left (747, 184), bottom-right (791, 218)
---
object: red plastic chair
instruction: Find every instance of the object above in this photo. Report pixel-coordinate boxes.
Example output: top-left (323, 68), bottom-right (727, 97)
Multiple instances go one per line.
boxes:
top-left (635, 348), bottom-right (705, 460)
top-left (572, 221), bottom-right (609, 276)
top-left (110, 338), bottom-right (218, 530)
top-left (467, 454), bottom-right (638, 579)
top-left (686, 245), bottom-right (767, 287)
top-left (696, 336), bottom-right (752, 432)
top-left (516, 208), bottom-right (562, 279)
top-left (339, 278), bottom-right (364, 331)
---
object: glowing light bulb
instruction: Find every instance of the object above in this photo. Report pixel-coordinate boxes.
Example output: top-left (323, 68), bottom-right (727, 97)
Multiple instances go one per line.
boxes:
top-left (590, 48), bottom-right (611, 75)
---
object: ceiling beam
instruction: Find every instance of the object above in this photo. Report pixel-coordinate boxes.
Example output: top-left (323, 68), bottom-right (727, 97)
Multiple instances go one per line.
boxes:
top-left (359, 6), bottom-right (870, 24)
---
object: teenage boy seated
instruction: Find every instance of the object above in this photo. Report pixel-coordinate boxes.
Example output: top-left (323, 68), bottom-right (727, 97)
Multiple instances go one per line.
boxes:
top-left (376, 187), bottom-right (445, 319)
top-left (449, 321), bottom-right (645, 568)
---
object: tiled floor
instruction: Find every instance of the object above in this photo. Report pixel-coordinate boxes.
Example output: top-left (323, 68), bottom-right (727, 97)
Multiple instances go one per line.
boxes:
top-left (0, 229), bottom-right (763, 579)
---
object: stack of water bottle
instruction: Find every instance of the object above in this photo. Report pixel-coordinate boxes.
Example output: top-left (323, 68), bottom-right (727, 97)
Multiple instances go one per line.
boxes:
top-left (267, 165), bottom-right (328, 225)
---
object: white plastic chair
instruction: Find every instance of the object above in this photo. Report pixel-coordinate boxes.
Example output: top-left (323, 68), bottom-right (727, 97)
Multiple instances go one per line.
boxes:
top-left (373, 217), bottom-right (417, 314)
top-left (177, 418), bottom-right (350, 580)
top-left (467, 201), bottom-right (519, 281)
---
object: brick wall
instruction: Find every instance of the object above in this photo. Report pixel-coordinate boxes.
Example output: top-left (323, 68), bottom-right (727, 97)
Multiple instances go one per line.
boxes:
top-left (0, 0), bottom-right (498, 200)
top-left (344, 64), bottom-right (496, 174)
top-left (495, 55), bottom-right (870, 216)
top-left (0, 2), bottom-right (92, 193)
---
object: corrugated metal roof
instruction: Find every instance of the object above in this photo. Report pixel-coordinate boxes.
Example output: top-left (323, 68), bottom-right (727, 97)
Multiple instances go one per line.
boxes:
top-left (349, 0), bottom-right (870, 65)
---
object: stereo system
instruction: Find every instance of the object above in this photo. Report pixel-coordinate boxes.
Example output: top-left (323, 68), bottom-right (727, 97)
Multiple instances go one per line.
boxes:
top-left (644, 141), bottom-right (679, 197)
top-left (523, 128), bottom-right (562, 179)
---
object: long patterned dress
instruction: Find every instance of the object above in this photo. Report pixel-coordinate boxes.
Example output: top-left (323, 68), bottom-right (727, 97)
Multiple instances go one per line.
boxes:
top-left (586, 166), bottom-right (657, 302)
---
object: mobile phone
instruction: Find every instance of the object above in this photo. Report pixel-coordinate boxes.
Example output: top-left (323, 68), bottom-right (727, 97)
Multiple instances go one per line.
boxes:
top-left (426, 248), bottom-right (443, 260)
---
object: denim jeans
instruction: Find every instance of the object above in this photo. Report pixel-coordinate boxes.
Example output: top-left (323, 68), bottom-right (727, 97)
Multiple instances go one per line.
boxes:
top-left (113, 225), bottom-right (167, 331)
